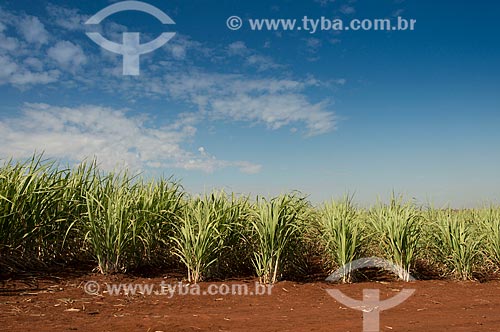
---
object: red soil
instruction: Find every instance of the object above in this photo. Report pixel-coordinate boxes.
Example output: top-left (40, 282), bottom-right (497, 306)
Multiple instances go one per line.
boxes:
top-left (1, 274), bottom-right (500, 332)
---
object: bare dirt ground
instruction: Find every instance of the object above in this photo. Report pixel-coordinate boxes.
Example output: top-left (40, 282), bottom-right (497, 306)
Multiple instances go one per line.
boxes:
top-left (1, 273), bottom-right (500, 332)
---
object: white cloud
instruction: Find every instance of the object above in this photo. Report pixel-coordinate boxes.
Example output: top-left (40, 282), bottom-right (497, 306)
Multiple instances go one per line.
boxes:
top-left (163, 34), bottom-right (210, 61)
top-left (0, 55), bottom-right (17, 79)
top-left (18, 16), bottom-right (48, 44)
top-left (246, 54), bottom-right (281, 71)
top-left (304, 38), bottom-right (322, 61)
top-left (158, 71), bottom-right (337, 136)
top-left (340, 5), bottom-right (356, 15)
top-left (0, 33), bottom-right (18, 52)
top-left (0, 104), bottom-right (261, 174)
top-left (329, 38), bottom-right (341, 45)
top-left (0, 6), bottom-right (339, 138)
top-left (0, 54), bottom-right (59, 86)
top-left (48, 41), bottom-right (87, 70)
top-left (0, 9), bottom-right (71, 86)
top-left (10, 70), bottom-right (60, 85)
top-left (314, 0), bottom-right (335, 7)
top-left (186, 146), bottom-right (262, 174)
top-left (23, 57), bottom-right (44, 71)
top-left (392, 9), bottom-right (405, 17)
top-left (306, 38), bottom-right (322, 51)
top-left (227, 41), bottom-right (247, 55)
top-left (170, 45), bottom-right (186, 60)
top-left (46, 4), bottom-right (88, 31)
top-left (226, 40), bottom-right (282, 71)
top-left (211, 93), bottom-right (335, 135)
top-left (333, 78), bottom-right (346, 85)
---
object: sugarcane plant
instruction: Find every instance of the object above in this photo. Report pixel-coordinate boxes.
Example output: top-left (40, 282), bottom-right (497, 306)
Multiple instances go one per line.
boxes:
top-left (317, 195), bottom-right (363, 283)
top-left (479, 205), bottom-right (500, 268)
top-left (434, 209), bottom-right (482, 280)
top-left (171, 191), bottom-right (238, 283)
top-left (250, 194), bottom-right (306, 284)
top-left (369, 194), bottom-right (421, 281)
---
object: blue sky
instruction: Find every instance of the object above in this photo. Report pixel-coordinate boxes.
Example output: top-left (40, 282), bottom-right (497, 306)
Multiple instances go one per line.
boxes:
top-left (0, 0), bottom-right (499, 206)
